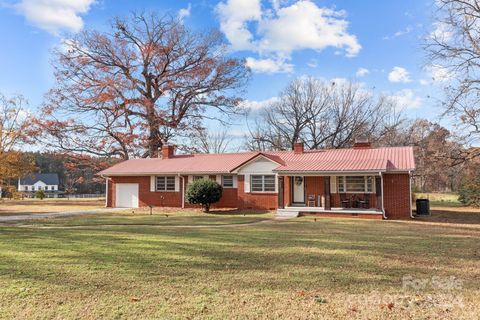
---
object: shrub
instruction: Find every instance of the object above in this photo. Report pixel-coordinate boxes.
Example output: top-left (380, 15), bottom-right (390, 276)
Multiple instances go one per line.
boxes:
top-left (186, 179), bottom-right (222, 213)
top-left (458, 177), bottom-right (480, 207)
top-left (35, 189), bottom-right (46, 200)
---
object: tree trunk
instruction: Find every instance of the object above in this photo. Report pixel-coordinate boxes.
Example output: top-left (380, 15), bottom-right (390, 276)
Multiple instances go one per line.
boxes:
top-left (203, 203), bottom-right (210, 213)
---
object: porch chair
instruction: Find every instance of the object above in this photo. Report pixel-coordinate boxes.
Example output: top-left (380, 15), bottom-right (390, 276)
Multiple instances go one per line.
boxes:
top-left (359, 194), bottom-right (370, 209)
top-left (340, 193), bottom-right (349, 208)
top-left (307, 194), bottom-right (316, 207)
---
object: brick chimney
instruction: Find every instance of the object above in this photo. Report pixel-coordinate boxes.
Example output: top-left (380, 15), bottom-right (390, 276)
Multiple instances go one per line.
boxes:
top-left (293, 142), bottom-right (304, 154)
top-left (161, 144), bottom-right (175, 159)
top-left (353, 137), bottom-right (371, 149)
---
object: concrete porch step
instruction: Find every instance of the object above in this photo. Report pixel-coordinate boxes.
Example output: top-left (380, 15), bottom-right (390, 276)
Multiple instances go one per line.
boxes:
top-left (275, 209), bottom-right (300, 219)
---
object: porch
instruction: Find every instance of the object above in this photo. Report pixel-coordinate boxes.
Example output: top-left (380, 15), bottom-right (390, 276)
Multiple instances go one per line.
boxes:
top-left (276, 174), bottom-right (385, 218)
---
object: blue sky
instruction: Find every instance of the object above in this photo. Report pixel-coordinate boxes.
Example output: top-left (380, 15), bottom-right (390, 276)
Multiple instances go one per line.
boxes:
top-left (0, 0), bottom-right (446, 142)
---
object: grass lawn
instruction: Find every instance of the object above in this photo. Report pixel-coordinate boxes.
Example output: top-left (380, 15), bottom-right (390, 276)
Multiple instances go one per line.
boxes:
top-left (0, 198), bottom-right (105, 215)
top-left (0, 210), bottom-right (478, 319)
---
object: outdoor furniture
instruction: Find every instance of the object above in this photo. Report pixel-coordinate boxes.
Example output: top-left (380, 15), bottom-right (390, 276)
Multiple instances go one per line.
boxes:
top-left (359, 194), bottom-right (369, 209)
top-left (340, 193), bottom-right (349, 208)
top-left (307, 194), bottom-right (316, 207)
top-left (351, 194), bottom-right (359, 208)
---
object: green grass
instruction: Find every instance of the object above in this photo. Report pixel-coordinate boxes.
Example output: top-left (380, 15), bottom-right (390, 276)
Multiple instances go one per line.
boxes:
top-left (0, 212), bottom-right (478, 319)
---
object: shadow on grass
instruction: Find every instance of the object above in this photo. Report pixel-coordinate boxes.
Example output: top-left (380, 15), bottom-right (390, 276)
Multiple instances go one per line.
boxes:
top-left (414, 208), bottom-right (480, 225)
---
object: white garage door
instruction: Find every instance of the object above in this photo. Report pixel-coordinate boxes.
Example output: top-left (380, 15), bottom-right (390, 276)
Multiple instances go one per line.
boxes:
top-left (115, 183), bottom-right (139, 208)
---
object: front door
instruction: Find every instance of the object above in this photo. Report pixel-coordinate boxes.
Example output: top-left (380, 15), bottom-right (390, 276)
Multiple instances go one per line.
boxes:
top-left (293, 176), bottom-right (305, 204)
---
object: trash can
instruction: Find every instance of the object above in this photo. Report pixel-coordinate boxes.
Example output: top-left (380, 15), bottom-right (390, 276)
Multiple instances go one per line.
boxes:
top-left (416, 199), bottom-right (430, 216)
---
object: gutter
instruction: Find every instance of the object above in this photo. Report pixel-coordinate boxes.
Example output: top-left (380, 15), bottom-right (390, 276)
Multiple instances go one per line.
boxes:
top-left (275, 170), bottom-right (386, 176)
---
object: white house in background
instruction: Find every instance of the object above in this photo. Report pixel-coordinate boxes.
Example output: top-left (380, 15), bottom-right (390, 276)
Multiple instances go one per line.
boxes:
top-left (18, 173), bottom-right (60, 194)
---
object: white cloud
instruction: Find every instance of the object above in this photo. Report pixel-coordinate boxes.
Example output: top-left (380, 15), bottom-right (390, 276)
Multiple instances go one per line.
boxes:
top-left (388, 66), bottom-right (411, 83)
top-left (388, 89), bottom-right (422, 109)
top-left (419, 79), bottom-right (429, 86)
top-left (307, 59), bottom-right (318, 68)
top-left (216, 0), bottom-right (360, 73)
top-left (216, 0), bottom-right (262, 51)
top-left (178, 3), bottom-right (191, 22)
top-left (15, 0), bottom-right (95, 35)
top-left (246, 57), bottom-right (293, 73)
top-left (383, 26), bottom-right (412, 40)
top-left (429, 22), bottom-right (453, 41)
top-left (420, 64), bottom-right (452, 85)
top-left (427, 64), bottom-right (451, 82)
top-left (355, 67), bottom-right (369, 77)
top-left (240, 96), bottom-right (280, 110)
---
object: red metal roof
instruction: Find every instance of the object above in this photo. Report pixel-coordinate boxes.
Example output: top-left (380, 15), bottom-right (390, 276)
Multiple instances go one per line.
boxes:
top-left (99, 146), bottom-right (415, 176)
top-left (269, 147), bottom-right (415, 173)
top-left (99, 152), bottom-right (259, 175)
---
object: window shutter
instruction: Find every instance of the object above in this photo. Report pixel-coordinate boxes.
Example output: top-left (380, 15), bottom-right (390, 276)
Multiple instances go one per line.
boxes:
top-left (244, 174), bottom-right (250, 193)
top-left (216, 175), bottom-right (222, 184)
top-left (174, 176), bottom-right (180, 192)
top-left (188, 175), bottom-right (192, 183)
top-left (150, 176), bottom-right (156, 192)
top-left (233, 175), bottom-right (238, 188)
top-left (330, 176), bottom-right (337, 193)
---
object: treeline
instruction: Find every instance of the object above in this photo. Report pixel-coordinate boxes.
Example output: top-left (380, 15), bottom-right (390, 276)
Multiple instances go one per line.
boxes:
top-left (243, 78), bottom-right (479, 194)
top-left (29, 153), bottom-right (118, 194)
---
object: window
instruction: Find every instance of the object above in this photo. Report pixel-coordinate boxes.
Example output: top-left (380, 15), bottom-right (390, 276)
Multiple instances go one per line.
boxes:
top-left (156, 176), bottom-right (176, 191)
top-left (251, 175), bottom-right (275, 192)
top-left (222, 175), bottom-right (234, 188)
top-left (51, 186), bottom-right (55, 191)
top-left (193, 176), bottom-right (205, 182)
top-left (337, 176), bottom-right (374, 193)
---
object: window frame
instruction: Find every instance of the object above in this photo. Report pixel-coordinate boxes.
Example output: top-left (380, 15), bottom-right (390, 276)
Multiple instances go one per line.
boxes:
top-left (155, 176), bottom-right (176, 192)
top-left (222, 175), bottom-right (234, 188)
top-left (250, 175), bottom-right (276, 193)
top-left (337, 176), bottom-right (375, 193)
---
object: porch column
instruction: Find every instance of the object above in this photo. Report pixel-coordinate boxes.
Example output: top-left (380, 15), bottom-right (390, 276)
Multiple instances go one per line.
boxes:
top-left (375, 176), bottom-right (382, 210)
top-left (323, 176), bottom-right (331, 210)
top-left (278, 176), bottom-right (284, 209)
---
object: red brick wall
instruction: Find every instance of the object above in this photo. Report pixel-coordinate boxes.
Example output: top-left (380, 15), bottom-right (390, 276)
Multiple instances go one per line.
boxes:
top-left (237, 175), bottom-right (277, 210)
top-left (108, 175), bottom-right (239, 208)
top-left (305, 176), bottom-right (324, 206)
top-left (109, 176), bottom-right (182, 207)
top-left (300, 212), bottom-right (383, 219)
top-left (106, 178), bottom-right (113, 207)
top-left (383, 173), bottom-right (411, 219)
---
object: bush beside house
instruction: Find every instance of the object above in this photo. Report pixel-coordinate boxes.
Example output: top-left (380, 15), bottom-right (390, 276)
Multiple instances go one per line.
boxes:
top-left (186, 179), bottom-right (223, 213)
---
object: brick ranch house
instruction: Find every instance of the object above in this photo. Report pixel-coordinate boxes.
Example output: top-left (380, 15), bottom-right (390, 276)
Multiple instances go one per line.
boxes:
top-left (99, 141), bottom-right (415, 219)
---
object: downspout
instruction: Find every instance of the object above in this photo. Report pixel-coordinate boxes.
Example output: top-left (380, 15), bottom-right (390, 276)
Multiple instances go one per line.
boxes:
top-left (380, 172), bottom-right (387, 220)
top-left (180, 174), bottom-right (185, 209)
top-left (409, 170), bottom-right (415, 219)
top-left (104, 175), bottom-right (108, 208)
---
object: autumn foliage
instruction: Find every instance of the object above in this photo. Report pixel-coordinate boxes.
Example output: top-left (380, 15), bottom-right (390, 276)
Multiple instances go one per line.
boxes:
top-left (36, 12), bottom-right (250, 159)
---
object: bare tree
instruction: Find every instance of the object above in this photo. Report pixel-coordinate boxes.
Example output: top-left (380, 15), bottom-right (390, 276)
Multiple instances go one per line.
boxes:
top-left (36, 12), bottom-right (250, 159)
top-left (245, 78), bottom-right (403, 150)
top-left (0, 94), bottom-right (30, 153)
top-left (425, 0), bottom-right (480, 148)
top-left (0, 93), bottom-right (35, 188)
top-left (186, 128), bottom-right (230, 154)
